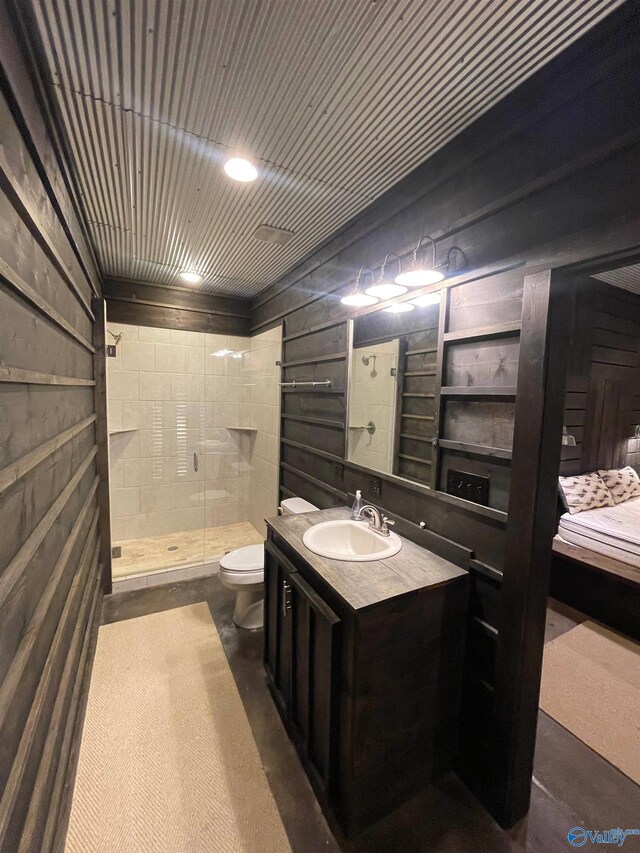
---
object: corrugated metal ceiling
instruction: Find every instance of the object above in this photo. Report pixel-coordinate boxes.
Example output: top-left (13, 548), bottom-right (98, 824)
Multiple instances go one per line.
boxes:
top-left (594, 264), bottom-right (640, 296)
top-left (30, 0), bottom-right (623, 297)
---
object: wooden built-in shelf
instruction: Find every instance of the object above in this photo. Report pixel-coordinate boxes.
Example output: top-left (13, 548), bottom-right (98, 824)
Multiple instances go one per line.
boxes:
top-left (399, 433), bottom-right (432, 443)
top-left (281, 351), bottom-right (347, 369)
top-left (439, 386), bottom-right (517, 398)
top-left (469, 558), bottom-right (504, 583)
top-left (281, 413), bottom-right (344, 429)
top-left (280, 462), bottom-right (348, 501)
top-left (280, 437), bottom-right (343, 464)
top-left (398, 453), bottom-right (431, 466)
top-left (443, 321), bottom-right (521, 344)
top-left (438, 439), bottom-right (512, 460)
top-left (405, 346), bottom-right (437, 356)
top-left (435, 490), bottom-right (508, 523)
top-left (404, 369), bottom-right (437, 377)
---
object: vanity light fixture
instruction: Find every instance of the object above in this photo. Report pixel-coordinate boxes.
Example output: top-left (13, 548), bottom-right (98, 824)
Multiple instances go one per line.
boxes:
top-left (178, 270), bottom-right (203, 285)
top-left (384, 301), bottom-right (414, 313)
top-left (410, 292), bottom-right (441, 308)
top-left (395, 235), bottom-right (444, 287)
top-left (224, 156), bottom-right (258, 182)
top-left (365, 253), bottom-right (407, 300)
top-left (340, 266), bottom-right (379, 307)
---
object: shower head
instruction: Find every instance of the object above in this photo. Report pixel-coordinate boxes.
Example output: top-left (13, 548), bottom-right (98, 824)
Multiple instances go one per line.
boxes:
top-left (107, 329), bottom-right (123, 346)
top-left (361, 354), bottom-right (377, 367)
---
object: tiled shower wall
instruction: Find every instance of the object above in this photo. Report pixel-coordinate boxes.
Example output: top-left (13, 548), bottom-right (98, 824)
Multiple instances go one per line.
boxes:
top-left (106, 321), bottom-right (282, 546)
top-left (107, 323), bottom-right (252, 541)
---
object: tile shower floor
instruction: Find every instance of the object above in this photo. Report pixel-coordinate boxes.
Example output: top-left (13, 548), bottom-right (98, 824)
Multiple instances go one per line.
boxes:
top-left (112, 521), bottom-right (264, 578)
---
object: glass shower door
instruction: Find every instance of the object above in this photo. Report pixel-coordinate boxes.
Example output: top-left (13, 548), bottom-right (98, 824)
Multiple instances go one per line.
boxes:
top-left (107, 324), bottom-right (206, 579)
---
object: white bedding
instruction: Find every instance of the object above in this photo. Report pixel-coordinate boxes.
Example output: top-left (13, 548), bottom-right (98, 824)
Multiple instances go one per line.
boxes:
top-left (557, 496), bottom-right (640, 568)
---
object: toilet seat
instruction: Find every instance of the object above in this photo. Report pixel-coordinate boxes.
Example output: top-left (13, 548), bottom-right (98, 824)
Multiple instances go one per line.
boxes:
top-left (219, 497), bottom-right (318, 629)
top-left (219, 544), bottom-right (264, 573)
top-left (219, 567), bottom-right (263, 586)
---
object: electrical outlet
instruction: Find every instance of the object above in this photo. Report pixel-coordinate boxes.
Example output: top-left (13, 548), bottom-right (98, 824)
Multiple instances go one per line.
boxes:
top-left (446, 469), bottom-right (489, 506)
top-left (111, 545), bottom-right (122, 559)
top-left (369, 476), bottom-right (382, 499)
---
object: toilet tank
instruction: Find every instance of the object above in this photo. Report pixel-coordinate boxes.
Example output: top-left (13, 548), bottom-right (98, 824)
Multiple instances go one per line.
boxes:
top-left (279, 497), bottom-right (318, 516)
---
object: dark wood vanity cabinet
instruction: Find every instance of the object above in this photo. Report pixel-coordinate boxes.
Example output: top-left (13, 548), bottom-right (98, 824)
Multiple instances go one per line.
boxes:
top-left (264, 510), bottom-right (469, 835)
top-left (263, 539), bottom-right (340, 800)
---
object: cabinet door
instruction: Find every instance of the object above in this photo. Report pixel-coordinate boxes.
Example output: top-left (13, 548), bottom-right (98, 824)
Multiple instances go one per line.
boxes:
top-left (288, 569), bottom-right (340, 799)
top-left (263, 539), bottom-right (290, 714)
top-left (263, 540), bottom-right (340, 799)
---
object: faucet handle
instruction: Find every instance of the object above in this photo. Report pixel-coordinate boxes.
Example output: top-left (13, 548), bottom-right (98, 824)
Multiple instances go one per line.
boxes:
top-left (381, 516), bottom-right (395, 535)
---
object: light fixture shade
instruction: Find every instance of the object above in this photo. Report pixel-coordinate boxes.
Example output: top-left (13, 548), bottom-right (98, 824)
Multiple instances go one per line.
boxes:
top-left (395, 234), bottom-right (445, 287)
top-left (384, 302), bottom-right (414, 313)
top-left (410, 292), bottom-right (441, 308)
top-left (340, 265), bottom-right (379, 307)
top-left (224, 157), bottom-right (258, 182)
top-left (365, 281), bottom-right (407, 300)
top-left (395, 268), bottom-right (444, 287)
top-left (341, 291), bottom-right (379, 307)
top-left (179, 270), bottom-right (203, 284)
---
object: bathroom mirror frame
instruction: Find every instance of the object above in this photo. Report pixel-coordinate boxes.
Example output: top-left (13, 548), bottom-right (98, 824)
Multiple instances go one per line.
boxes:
top-left (344, 287), bottom-right (443, 494)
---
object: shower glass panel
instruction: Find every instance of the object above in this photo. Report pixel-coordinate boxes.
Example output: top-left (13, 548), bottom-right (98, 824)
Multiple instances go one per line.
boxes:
top-left (106, 325), bottom-right (206, 579)
top-left (203, 334), bottom-right (259, 562)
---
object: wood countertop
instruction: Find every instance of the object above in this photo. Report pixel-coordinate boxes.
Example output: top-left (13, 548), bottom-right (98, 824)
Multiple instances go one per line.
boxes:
top-left (266, 507), bottom-right (468, 611)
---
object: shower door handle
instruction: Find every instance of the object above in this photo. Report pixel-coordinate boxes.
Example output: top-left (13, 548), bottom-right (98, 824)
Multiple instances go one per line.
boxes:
top-left (193, 451), bottom-right (198, 472)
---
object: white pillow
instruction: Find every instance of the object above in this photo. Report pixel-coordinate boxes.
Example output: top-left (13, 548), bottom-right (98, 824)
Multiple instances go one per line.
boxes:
top-left (597, 466), bottom-right (640, 505)
top-left (558, 472), bottom-right (615, 515)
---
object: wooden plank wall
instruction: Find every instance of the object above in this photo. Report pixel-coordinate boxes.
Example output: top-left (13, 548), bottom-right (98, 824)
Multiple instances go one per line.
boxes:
top-left (0, 9), bottom-right (104, 852)
top-left (104, 277), bottom-right (251, 335)
top-left (252, 5), bottom-right (640, 828)
top-left (560, 278), bottom-right (640, 476)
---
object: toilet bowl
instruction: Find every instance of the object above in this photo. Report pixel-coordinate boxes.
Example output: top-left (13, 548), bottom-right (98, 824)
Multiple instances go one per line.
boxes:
top-left (219, 497), bottom-right (318, 629)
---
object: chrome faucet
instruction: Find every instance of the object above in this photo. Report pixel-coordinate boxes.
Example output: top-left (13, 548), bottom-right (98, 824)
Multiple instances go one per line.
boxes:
top-left (356, 505), bottom-right (395, 537)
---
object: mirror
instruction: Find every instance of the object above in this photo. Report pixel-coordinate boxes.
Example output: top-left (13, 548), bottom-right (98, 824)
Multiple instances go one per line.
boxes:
top-left (347, 295), bottom-right (440, 488)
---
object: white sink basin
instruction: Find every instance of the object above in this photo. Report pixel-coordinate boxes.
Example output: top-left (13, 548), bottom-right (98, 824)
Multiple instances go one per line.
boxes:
top-left (302, 519), bottom-right (402, 562)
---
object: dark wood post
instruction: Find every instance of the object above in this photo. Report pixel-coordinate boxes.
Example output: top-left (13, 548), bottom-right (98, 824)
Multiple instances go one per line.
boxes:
top-left (493, 269), bottom-right (575, 825)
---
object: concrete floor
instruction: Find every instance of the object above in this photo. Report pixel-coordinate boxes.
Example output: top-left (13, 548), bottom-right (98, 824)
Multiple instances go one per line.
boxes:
top-left (102, 580), bottom-right (640, 853)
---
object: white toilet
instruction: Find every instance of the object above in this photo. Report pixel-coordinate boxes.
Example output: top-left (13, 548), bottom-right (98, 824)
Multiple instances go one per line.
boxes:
top-left (219, 497), bottom-right (318, 629)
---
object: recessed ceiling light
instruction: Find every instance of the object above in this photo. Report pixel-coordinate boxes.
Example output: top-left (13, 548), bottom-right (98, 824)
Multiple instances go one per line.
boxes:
top-left (178, 270), bottom-right (203, 285)
top-left (224, 157), bottom-right (258, 182)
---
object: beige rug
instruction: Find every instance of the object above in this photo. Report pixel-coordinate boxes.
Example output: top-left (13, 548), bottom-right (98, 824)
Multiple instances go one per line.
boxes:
top-left (540, 621), bottom-right (640, 785)
top-left (66, 604), bottom-right (291, 853)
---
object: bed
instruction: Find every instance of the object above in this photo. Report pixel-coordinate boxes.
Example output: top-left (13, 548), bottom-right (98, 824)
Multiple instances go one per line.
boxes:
top-left (551, 497), bottom-right (640, 641)
top-left (556, 496), bottom-right (640, 569)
